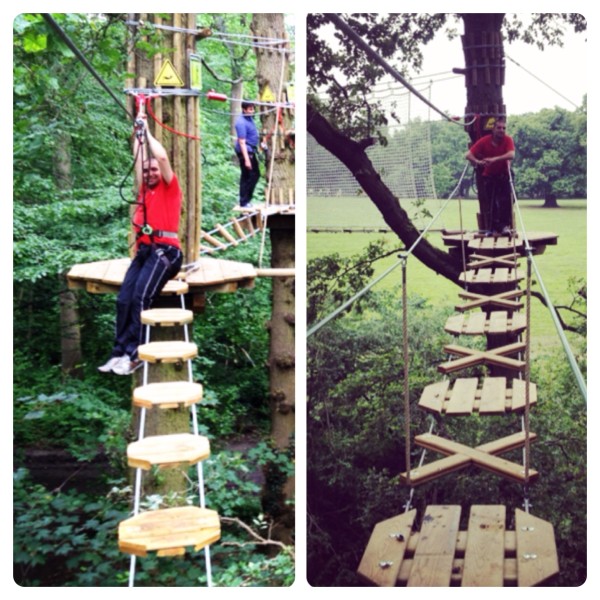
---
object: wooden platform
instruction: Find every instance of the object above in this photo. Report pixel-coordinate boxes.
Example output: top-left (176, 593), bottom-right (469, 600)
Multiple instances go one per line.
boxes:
top-left (418, 378), bottom-right (537, 415)
top-left (118, 506), bottom-right (220, 557)
top-left (357, 505), bottom-right (559, 586)
top-left (67, 256), bottom-right (257, 295)
top-left (444, 311), bottom-right (527, 336)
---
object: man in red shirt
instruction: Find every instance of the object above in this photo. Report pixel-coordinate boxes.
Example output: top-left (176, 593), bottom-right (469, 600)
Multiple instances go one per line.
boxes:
top-left (98, 112), bottom-right (183, 375)
top-left (465, 118), bottom-right (516, 235)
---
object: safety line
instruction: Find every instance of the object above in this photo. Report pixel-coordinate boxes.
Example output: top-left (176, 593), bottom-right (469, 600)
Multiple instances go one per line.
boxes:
top-left (42, 14), bottom-right (132, 119)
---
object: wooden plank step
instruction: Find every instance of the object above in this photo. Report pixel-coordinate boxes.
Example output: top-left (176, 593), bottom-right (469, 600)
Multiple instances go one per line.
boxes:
top-left (133, 381), bottom-right (203, 410)
top-left (515, 509), bottom-right (560, 586)
top-left (408, 505), bottom-right (461, 586)
top-left (358, 506), bottom-right (558, 586)
top-left (138, 341), bottom-right (198, 363)
top-left (462, 505), bottom-right (506, 586)
top-left (127, 433), bottom-right (210, 469)
top-left (444, 311), bottom-right (527, 336)
top-left (468, 237), bottom-right (524, 254)
top-left (141, 308), bottom-right (194, 327)
top-left (356, 510), bottom-right (417, 586)
top-left (459, 268), bottom-right (524, 285)
top-left (215, 223), bottom-right (238, 245)
top-left (201, 231), bottom-right (227, 249)
top-left (419, 377), bottom-right (537, 415)
top-left (118, 506), bottom-right (220, 557)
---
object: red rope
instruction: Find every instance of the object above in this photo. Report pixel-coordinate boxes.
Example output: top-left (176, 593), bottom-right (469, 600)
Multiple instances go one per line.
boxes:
top-left (144, 96), bottom-right (201, 141)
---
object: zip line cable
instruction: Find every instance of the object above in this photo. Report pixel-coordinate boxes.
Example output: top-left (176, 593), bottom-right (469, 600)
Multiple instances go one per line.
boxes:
top-left (327, 14), bottom-right (465, 126)
top-left (307, 164), bottom-right (469, 338)
top-left (42, 14), bottom-right (133, 119)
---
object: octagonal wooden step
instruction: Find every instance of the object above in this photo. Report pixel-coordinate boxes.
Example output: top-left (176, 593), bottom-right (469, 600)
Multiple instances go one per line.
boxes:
top-left (444, 311), bottom-right (527, 337)
top-left (418, 377), bottom-right (537, 415)
top-left (127, 433), bottom-right (210, 469)
top-left (357, 505), bottom-right (559, 587)
top-left (141, 308), bottom-right (194, 327)
top-left (133, 381), bottom-right (203, 410)
top-left (118, 506), bottom-right (220, 557)
top-left (160, 279), bottom-right (189, 296)
top-left (138, 341), bottom-right (197, 363)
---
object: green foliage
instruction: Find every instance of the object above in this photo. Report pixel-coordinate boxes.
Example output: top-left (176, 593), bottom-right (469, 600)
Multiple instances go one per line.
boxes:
top-left (308, 239), bottom-right (398, 325)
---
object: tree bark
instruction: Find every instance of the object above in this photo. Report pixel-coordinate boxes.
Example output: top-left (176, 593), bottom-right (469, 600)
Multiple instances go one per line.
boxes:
top-left (252, 13), bottom-right (295, 546)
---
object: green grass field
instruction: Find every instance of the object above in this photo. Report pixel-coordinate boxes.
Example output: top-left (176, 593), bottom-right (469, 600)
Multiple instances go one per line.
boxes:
top-left (307, 197), bottom-right (587, 353)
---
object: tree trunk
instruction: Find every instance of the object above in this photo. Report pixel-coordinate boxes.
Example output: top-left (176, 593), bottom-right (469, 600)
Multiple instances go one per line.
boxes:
top-left (252, 13), bottom-right (295, 545)
top-left (54, 130), bottom-right (84, 379)
top-left (543, 193), bottom-right (559, 208)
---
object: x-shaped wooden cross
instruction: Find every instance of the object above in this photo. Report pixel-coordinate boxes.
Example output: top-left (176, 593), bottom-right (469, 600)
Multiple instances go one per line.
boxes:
top-left (455, 289), bottom-right (525, 312)
top-left (400, 430), bottom-right (538, 486)
top-left (438, 341), bottom-right (526, 374)
top-left (467, 252), bottom-right (521, 270)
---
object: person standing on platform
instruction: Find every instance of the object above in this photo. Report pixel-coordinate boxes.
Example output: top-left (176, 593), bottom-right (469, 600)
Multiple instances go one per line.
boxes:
top-left (234, 100), bottom-right (261, 208)
top-left (465, 117), bottom-right (516, 235)
top-left (98, 110), bottom-right (183, 375)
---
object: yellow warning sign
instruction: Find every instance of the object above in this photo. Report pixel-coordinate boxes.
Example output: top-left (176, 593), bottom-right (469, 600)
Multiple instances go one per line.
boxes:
top-left (260, 84), bottom-right (275, 103)
top-left (154, 59), bottom-right (184, 87)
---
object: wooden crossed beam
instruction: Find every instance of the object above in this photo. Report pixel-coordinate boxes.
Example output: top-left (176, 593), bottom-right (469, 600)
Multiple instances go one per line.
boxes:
top-left (468, 252), bottom-right (521, 270)
top-left (438, 341), bottom-right (526, 374)
top-left (455, 289), bottom-right (525, 312)
top-left (400, 431), bottom-right (538, 486)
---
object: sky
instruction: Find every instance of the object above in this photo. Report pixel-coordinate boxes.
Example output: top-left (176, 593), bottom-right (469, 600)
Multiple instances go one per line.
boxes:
top-left (407, 17), bottom-right (587, 120)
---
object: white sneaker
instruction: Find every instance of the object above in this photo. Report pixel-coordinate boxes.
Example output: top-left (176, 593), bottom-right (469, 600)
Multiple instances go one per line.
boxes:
top-left (98, 356), bottom-right (123, 373)
top-left (112, 355), bottom-right (142, 376)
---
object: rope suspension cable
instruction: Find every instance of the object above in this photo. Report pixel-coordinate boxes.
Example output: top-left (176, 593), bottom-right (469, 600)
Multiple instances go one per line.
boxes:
top-left (506, 55), bottom-right (579, 109)
top-left (307, 165), bottom-right (470, 338)
top-left (510, 172), bottom-right (587, 403)
top-left (401, 255), bottom-right (411, 487)
top-left (42, 14), bottom-right (133, 119)
top-left (327, 14), bottom-right (467, 127)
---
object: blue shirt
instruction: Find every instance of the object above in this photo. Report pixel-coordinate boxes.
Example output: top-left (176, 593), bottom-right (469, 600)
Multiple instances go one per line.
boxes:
top-left (234, 113), bottom-right (259, 153)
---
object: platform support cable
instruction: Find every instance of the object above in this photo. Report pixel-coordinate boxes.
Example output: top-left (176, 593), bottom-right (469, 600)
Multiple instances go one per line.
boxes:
top-left (400, 255), bottom-right (411, 489)
top-left (510, 173), bottom-right (587, 404)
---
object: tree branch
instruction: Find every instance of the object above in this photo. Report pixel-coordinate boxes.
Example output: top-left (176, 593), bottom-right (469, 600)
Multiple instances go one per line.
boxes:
top-left (220, 516), bottom-right (295, 559)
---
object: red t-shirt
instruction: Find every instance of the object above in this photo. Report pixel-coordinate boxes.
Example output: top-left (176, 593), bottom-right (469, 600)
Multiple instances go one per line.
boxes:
top-left (469, 134), bottom-right (515, 176)
top-left (133, 174), bottom-right (182, 249)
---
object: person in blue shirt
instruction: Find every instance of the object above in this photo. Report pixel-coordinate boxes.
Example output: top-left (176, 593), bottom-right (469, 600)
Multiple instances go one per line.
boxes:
top-left (234, 101), bottom-right (260, 207)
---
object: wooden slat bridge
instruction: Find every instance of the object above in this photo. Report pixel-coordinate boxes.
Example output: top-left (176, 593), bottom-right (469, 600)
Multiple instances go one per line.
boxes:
top-left (357, 505), bottom-right (559, 586)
